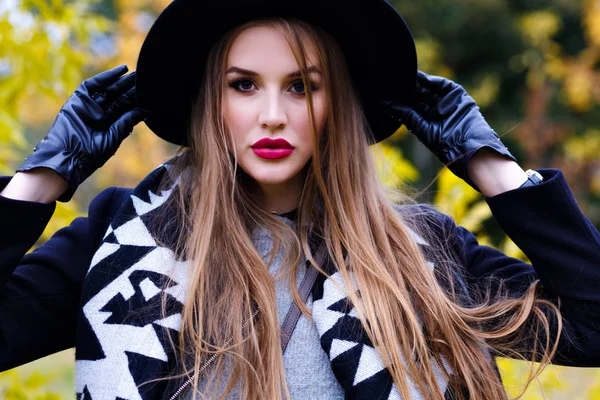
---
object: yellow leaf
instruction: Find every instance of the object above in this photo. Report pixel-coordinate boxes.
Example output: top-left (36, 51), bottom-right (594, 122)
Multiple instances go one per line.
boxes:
top-left (583, 0), bottom-right (600, 48)
top-left (562, 65), bottom-right (596, 112)
top-left (371, 142), bottom-right (419, 189)
top-left (465, 74), bottom-right (500, 110)
top-left (519, 11), bottom-right (562, 46)
top-left (434, 168), bottom-right (481, 223)
top-left (500, 236), bottom-right (528, 261)
top-left (564, 129), bottom-right (600, 162)
top-left (459, 201), bottom-right (492, 233)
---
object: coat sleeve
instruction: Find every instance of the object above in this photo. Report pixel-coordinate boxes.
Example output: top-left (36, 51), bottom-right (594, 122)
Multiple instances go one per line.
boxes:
top-left (0, 176), bottom-right (123, 372)
top-left (451, 169), bottom-right (600, 367)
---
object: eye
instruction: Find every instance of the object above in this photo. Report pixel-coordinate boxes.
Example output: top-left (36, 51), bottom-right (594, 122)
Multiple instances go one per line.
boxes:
top-left (229, 78), bottom-right (256, 92)
top-left (290, 80), bottom-right (307, 94)
top-left (290, 79), bottom-right (319, 95)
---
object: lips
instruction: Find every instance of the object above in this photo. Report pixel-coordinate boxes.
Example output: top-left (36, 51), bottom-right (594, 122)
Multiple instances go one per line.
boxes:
top-left (251, 137), bottom-right (294, 149)
top-left (251, 138), bottom-right (294, 160)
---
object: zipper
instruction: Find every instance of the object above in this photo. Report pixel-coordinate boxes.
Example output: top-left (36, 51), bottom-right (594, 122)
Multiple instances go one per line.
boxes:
top-left (168, 307), bottom-right (260, 400)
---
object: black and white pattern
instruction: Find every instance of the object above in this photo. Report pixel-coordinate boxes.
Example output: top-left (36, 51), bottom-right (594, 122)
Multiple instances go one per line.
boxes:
top-left (75, 163), bottom-right (187, 399)
top-left (311, 232), bottom-right (455, 400)
top-left (74, 161), bottom-right (461, 399)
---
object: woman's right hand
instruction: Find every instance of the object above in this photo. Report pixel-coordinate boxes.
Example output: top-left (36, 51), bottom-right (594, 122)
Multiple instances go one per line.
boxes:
top-left (15, 64), bottom-right (145, 202)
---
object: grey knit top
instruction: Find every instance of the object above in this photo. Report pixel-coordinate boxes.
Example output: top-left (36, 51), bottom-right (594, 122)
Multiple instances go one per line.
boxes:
top-left (184, 213), bottom-right (344, 399)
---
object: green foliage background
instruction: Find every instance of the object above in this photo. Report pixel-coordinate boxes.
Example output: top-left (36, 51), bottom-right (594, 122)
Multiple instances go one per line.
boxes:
top-left (1, 0), bottom-right (599, 398)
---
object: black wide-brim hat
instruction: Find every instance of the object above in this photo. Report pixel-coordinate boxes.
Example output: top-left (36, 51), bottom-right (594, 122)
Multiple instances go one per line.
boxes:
top-left (135, 0), bottom-right (417, 147)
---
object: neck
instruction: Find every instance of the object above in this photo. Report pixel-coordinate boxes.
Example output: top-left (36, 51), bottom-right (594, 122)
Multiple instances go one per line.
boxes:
top-left (255, 174), bottom-right (303, 215)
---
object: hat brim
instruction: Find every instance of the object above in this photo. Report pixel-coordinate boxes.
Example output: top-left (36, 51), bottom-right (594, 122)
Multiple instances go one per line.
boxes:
top-left (135, 0), bottom-right (417, 146)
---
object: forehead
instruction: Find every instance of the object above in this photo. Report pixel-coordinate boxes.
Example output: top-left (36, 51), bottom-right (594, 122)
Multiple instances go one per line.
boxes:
top-left (227, 25), bottom-right (320, 72)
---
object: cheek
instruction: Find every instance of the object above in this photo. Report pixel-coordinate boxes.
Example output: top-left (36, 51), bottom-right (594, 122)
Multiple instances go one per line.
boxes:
top-left (224, 99), bottom-right (243, 129)
top-left (224, 99), bottom-right (253, 144)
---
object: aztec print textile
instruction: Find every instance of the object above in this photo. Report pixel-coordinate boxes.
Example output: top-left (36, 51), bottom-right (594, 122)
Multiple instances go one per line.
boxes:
top-left (74, 160), bottom-right (462, 399)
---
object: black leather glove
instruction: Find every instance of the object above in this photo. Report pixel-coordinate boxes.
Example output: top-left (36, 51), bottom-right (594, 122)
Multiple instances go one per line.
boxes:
top-left (383, 70), bottom-right (516, 190)
top-left (17, 65), bottom-right (145, 202)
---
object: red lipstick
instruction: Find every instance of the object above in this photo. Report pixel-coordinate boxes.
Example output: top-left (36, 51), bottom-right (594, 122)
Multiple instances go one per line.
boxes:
top-left (251, 138), bottom-right (294, 160)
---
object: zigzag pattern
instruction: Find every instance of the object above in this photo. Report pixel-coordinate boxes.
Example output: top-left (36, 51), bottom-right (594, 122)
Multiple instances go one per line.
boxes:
top-left (75, 164), bottom-right (187, 400)
top-left (74, 161), bottom-right (462, 399)
top-left (312, 247), bottom-right (455, 400)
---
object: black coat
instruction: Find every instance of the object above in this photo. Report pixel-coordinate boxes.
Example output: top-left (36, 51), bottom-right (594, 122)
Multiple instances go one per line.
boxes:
top-left (1, 169), bottom-right (600, 392)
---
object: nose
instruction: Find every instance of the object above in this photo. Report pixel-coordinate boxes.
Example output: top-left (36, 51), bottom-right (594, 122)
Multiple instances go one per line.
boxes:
top-left (258, 90), bottom-right (287, 130)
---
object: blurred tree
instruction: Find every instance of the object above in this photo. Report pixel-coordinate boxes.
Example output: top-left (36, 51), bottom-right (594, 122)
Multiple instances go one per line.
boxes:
top-left (390, 0), bottom-right (600, 397)
top-left (393, 0), bottom-right (600, 226)
top-left (0, 0), bottom-right (113, 243)
top-left (0, 2), bottom-right (113, 397)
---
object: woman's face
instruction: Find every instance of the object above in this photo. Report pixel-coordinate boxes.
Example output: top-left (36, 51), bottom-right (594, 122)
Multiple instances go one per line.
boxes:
top-left (224, 26), bottom-right (326, 192)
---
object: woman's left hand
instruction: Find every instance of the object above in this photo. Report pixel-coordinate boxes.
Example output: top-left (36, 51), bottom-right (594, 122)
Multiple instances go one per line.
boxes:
top-left (384, 71), bottom-right (517, 190)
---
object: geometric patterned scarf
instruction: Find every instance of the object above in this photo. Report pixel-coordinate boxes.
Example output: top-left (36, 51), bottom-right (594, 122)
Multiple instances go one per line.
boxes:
top-left (73, 160), bottom-right (462, 399)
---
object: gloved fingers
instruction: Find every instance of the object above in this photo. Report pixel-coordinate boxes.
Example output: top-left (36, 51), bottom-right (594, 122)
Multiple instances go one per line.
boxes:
top-left (84, 64), bottom-right (129, 95)
top-left (412, 82), bottom-right (453, 121)
top-left (416, 71), bottom-right (445, 91)
top-left (416, 70), bottom-right (457, 97)
top-left (95, 71), bottom-right (136, 108)
top-left (108, 107), bottom-right (146, 143)
top-left (68, 89), bottom-right (108, 125)
top-left (436, 85), bottom-right (469, 118)
top-left (389, 103), bottom-right (425, 132)
top-left (413, 100), bottom-right (439, 120)
top-left (105, 86), bottom-right (137, 122)
top-left (414, 81), bottom-right (441, 107)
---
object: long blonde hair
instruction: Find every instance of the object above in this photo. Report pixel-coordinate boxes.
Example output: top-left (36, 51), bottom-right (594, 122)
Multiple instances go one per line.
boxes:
top-left (146, 17), bottom-right (561, 400)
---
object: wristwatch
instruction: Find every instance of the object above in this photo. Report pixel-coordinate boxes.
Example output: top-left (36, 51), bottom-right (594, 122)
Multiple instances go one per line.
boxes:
top-left (519, 169), bottom-right (543, 188)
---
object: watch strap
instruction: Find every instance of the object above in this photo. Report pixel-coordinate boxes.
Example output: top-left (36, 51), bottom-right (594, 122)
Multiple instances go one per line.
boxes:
top-left (519, 169), bottom-right (543, 188)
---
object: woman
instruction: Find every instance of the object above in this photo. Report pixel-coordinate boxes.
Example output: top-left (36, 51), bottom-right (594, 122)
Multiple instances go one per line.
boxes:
top-left (1, 0), bottom-right (599, 399)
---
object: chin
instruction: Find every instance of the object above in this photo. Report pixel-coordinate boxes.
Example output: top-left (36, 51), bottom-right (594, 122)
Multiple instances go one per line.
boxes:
top-left (247, 168), bottom-right (302, 186)
top-left (237, 158), bottom-right (309, 186)
top-left (251, 175), bottom-right (295, 186)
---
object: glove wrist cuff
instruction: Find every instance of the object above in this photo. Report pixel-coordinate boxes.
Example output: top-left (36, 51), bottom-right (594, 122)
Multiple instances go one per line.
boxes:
top-left (447, 144), bottom-right (517, 192)
top-left (17, 151), bottom-right (80, 202)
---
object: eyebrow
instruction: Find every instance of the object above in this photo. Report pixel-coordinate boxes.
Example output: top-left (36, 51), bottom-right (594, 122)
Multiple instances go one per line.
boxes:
top-left (225, 66), bottom-right (322, 77)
